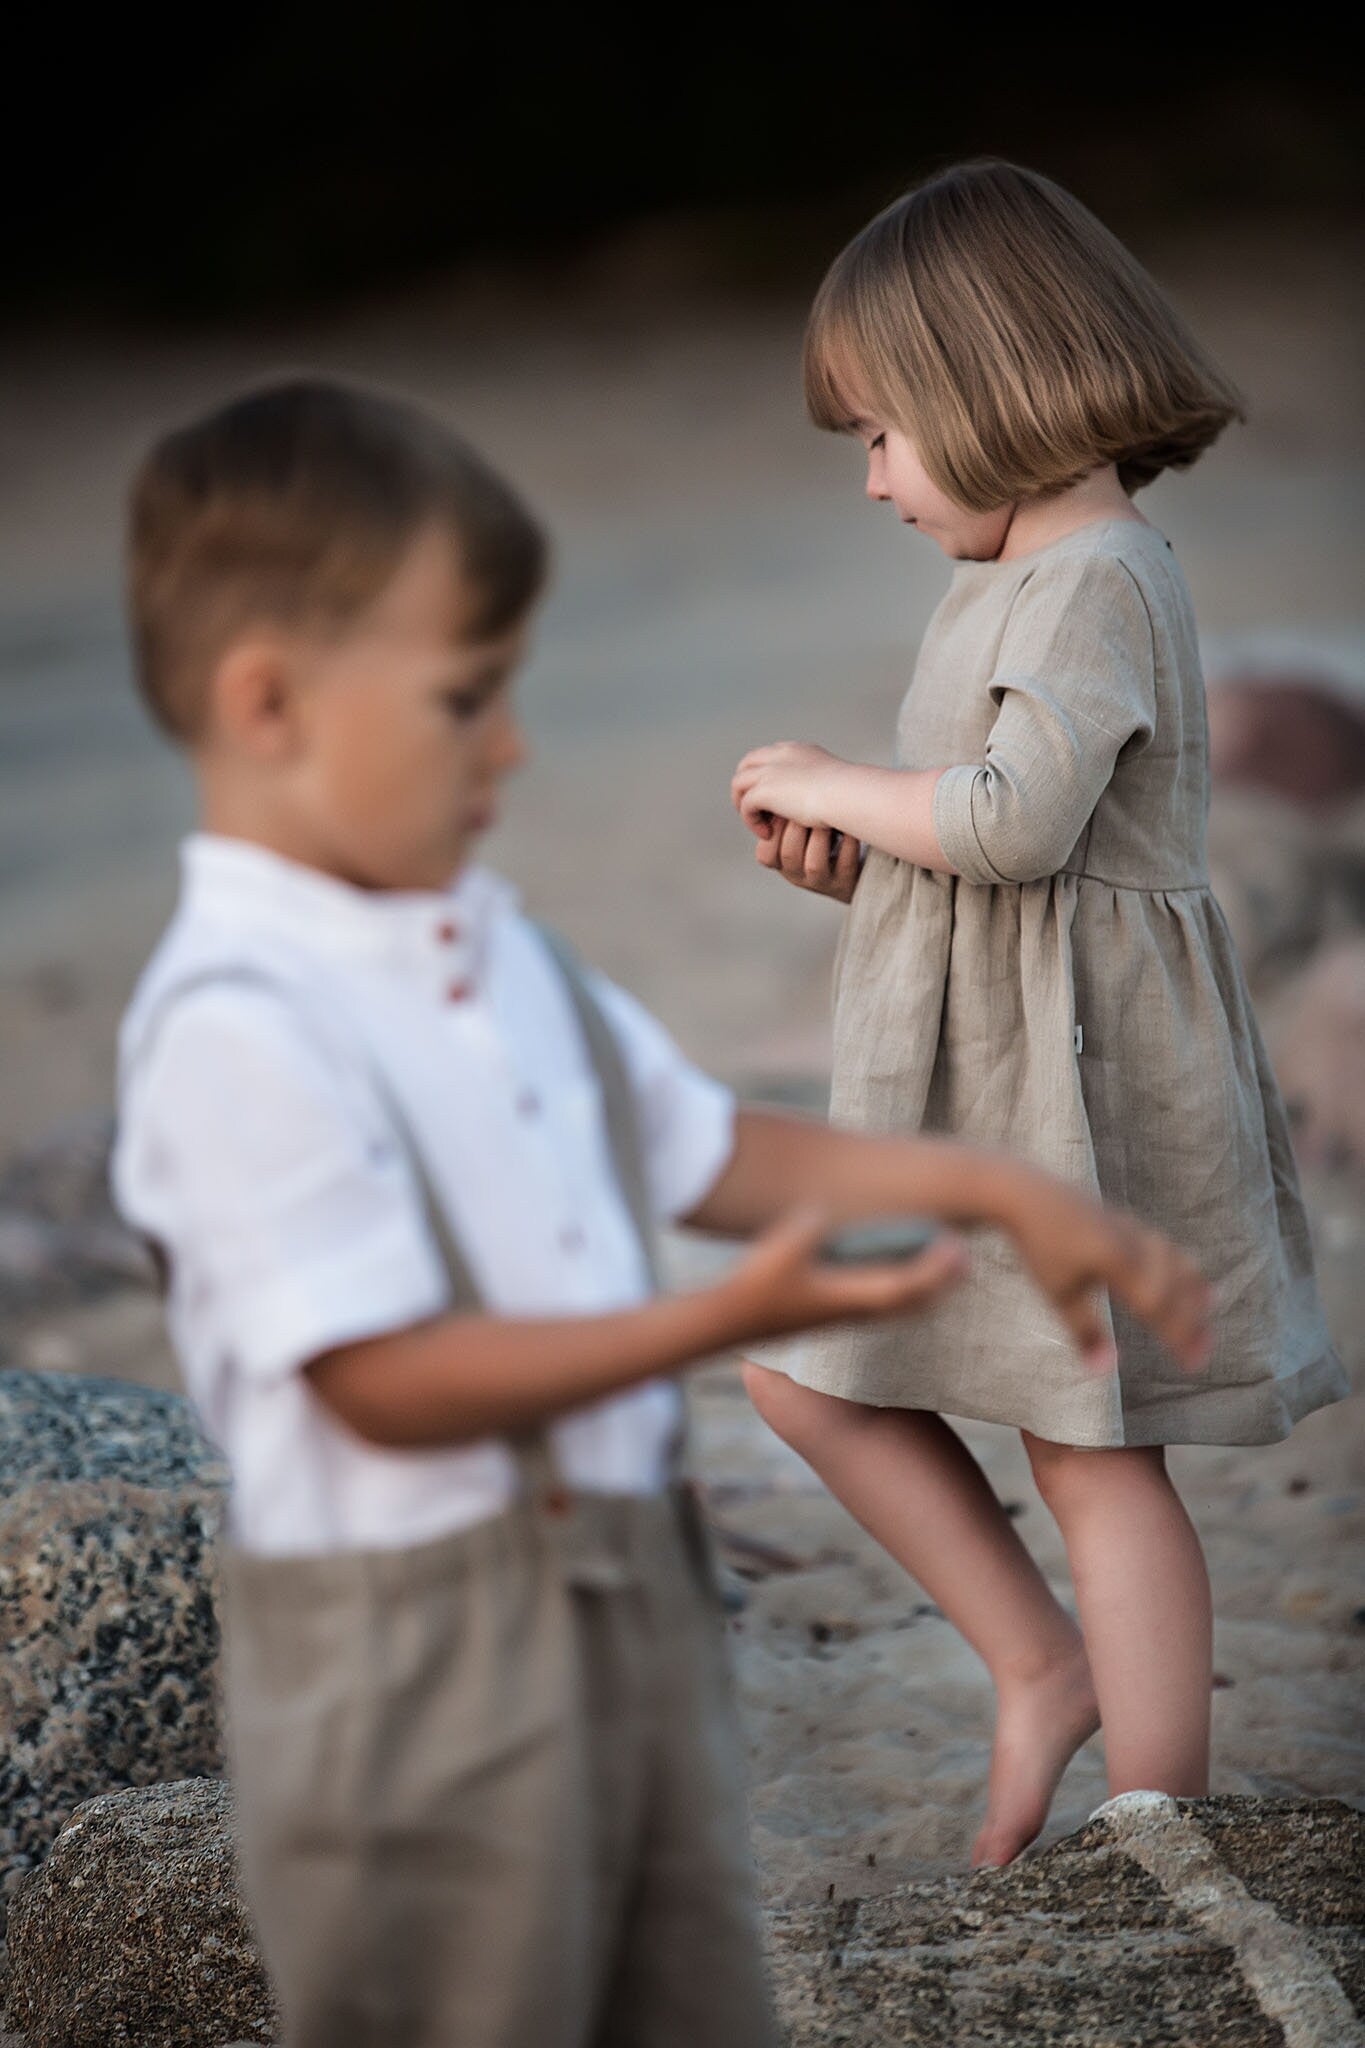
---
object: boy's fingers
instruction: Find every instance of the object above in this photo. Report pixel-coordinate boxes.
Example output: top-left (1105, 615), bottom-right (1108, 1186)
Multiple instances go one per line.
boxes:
top-left (830, 1234), bottom-right (969, 1313)
top-left (1106, 1224), bottom-right (1214, 1373)
top-left (1059, 1288), bottom-right (1115, 1373)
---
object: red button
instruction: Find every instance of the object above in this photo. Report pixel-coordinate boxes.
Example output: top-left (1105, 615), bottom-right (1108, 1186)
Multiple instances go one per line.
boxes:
top-left (541, 1487), bottom-right (573, 1517)
top-left (445, 981), bottom-right (472, 1003)
top-left (435, 920), bottom-right (460, 943)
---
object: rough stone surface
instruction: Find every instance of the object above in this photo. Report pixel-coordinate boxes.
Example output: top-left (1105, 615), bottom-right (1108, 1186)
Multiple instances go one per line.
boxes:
top-left (4, 1780), bottom-right (277, 2048)
top-left (0, 1372), bottom-right (228, 1954)
top-left (766, 1795), bottom-right (1365, 2046)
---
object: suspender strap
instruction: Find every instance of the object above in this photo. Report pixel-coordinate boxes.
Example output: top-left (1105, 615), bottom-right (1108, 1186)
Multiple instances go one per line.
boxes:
top-left (530, 923), bottom-right (663, 1291)
top-left (124, 923), bottom-right (671, 1495)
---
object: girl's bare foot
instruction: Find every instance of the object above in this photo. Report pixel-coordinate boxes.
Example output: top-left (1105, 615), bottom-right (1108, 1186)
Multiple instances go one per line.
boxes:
top-left (971, 1644), bottom-right (1101, 1868)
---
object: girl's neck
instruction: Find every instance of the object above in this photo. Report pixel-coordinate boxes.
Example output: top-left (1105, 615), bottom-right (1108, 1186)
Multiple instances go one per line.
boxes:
top-left (995, 466), bottom-right (1146, 563)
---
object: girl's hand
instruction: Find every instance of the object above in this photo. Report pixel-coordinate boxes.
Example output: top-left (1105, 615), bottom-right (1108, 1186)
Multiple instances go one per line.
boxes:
top-left (732, 742), bottom-right (847, 837)
top-left (723, 1206), bottom-right (969, 1344)
top-left (998, 1170), bottom-right (1214, 1375)
top-left (756, 816), bottom-right (862, 903)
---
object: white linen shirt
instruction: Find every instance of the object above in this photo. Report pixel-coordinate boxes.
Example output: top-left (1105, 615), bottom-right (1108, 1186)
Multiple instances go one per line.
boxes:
top-left (111, 834), bottom-right (736, 1556)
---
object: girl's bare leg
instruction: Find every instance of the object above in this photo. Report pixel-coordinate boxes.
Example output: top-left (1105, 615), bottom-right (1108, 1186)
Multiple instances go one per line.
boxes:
top-left (742, 1363), bottom-right (1100, 1867)
top-left (1023, 1434), bottom-right (1211, 1796)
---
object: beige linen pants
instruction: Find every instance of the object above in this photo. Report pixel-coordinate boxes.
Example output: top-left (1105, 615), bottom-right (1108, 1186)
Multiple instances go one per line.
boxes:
top-left (219, 1484), bottom-right (779, 2048)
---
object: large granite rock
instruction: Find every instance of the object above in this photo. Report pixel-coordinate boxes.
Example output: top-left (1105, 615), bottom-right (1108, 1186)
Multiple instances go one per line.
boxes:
top-left (0, 1372), bottom-right (228, 1953)
top-left (768, 1793), bottom-right (1365, 2046)
top-left (4, 1780), bottom-right (277, 2048)
top-left (4, 1786), bottom-right (1359, 2047)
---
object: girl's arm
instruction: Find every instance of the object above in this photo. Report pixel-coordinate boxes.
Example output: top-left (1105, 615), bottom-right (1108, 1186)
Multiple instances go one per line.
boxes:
top-left (683, 1107), bottom-right (1212, 1373)
top-left (735, 554), bottom-right (1158, 886)
top-left (734, 746), bottom-right (953, 872)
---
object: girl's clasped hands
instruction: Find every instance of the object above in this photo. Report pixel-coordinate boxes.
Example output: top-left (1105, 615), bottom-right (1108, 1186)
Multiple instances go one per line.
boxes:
top-left (732, 741), bottom-right (862, 902)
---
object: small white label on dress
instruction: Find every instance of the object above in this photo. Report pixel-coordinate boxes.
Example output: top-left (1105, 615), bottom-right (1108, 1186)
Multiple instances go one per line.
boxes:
top-left (1073, 1024), bottom-right (1084, 1055)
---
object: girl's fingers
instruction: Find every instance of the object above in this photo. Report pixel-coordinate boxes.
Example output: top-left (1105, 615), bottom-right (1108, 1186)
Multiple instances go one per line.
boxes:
top-left (755, 819), bottom-right (786, 867)
top-left (834, 830), bottom-right (862, 888)
top-left (779, 820), bottom-right (811, 878)
top-left (803, 826), bottom-right (832, 885)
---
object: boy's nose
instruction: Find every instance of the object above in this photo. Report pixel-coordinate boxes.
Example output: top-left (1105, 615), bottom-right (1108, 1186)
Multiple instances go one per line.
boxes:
top-left (493, 711), bottom-right (529, 774)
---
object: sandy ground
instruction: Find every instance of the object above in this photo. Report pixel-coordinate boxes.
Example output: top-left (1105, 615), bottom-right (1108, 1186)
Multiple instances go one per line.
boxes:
top-left (1, 215), bottom-right (1362, 1910)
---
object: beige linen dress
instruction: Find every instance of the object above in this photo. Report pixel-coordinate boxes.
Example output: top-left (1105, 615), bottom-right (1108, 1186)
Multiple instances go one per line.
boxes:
top-left (781, 516), bottom-right (1346, 1447)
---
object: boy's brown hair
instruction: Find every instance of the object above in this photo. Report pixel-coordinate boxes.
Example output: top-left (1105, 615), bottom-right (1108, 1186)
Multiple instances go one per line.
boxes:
top-left (127, 377), bottom-right (549, 741)
top-left (804, 160), bottom-right (1246, 510)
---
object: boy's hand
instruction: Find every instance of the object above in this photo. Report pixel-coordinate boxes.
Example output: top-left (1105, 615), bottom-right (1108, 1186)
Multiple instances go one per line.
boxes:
top-left (756, 816), bottom-right (862, 903)
top-left (996, 1171), bottom-right (1214, 1374)
top-left (722, 1207), bottom-right (968, 1344)
top-left (732, 742), bottom-right (847, 837)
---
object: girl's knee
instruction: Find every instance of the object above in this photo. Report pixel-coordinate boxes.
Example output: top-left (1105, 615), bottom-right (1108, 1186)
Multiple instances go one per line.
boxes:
top-left (1023, 1432), bottom-right (1166, 1511)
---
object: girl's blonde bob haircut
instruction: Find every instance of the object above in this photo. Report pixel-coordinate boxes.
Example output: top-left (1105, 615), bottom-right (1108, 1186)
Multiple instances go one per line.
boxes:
top-left (805, 159), bottom-right (1246, 510)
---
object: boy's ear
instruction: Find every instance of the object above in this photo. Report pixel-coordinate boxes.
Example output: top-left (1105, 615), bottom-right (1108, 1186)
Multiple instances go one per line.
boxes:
top-left (210, 636), bottom-right (306, 760)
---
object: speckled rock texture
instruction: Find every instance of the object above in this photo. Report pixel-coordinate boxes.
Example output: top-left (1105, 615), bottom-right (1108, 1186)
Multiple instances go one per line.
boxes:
top-left (0, 1371), bottom-right (228, 1958)
top-left (4, 1780), bottom-right (277, 2048)
top-left (767, 1793), bottom-right (1365, 2046)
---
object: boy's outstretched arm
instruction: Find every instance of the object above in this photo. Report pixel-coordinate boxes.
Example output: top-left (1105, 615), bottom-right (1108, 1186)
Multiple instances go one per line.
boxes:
top-left (683, 1108), bottom-right (1212, 1373)
top-left (304, 1208), bottom-right (966, 1451)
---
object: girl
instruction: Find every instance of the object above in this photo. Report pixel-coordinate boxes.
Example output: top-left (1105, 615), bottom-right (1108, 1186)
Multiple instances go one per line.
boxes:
top-left (732, 161), bottom-right (1347, 1870)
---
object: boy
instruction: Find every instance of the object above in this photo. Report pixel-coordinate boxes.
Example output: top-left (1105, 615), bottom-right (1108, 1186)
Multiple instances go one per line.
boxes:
top-left (110, 378), bottom-right (1210, 2048)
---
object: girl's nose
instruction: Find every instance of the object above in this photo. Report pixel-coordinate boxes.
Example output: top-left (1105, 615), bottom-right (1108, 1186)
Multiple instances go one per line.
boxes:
top-left (865, 452), bottom-right (889, 502)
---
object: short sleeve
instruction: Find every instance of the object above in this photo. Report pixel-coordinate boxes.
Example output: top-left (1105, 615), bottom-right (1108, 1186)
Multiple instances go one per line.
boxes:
top-left (932, 550), bottom-right (1157, 885)
top-left (583, 972), bottom-right (737, 1223)
top-left (112, 986), bottom-right (447, 1383)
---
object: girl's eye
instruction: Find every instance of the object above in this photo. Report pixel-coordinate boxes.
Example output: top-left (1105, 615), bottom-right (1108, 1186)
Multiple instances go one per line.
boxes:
top-left (870, 433), bottom-right (886, 452)
top-left (443, 690), bottom-right (486, 721)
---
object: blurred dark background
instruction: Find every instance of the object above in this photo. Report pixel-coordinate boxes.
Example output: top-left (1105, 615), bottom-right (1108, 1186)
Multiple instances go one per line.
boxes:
top-left (1, 17), bottom-right (1361, 1166)
top-left (12, 17), bottom-right (1361, 320)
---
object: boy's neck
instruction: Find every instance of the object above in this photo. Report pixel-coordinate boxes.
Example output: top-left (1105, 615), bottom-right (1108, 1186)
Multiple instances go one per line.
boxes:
top-left (998, 468), bottom-right (1145, 563)
top-left (196, 777), bottom-right (465, 896)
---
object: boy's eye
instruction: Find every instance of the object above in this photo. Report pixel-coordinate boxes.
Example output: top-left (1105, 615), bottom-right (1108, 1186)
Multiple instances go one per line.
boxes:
top-left (443, 691), bottom-right (484, 720)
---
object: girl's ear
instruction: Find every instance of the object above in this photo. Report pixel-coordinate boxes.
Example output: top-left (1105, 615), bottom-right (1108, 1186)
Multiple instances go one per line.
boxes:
top-left (210, 636), bottom-right (306, 761)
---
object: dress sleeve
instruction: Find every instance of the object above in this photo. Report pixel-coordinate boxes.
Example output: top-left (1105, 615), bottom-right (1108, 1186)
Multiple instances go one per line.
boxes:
top-left (112, 985), bottom-right (447, 1383)
top-left (931, 550), bottom-right (1157, 885)
top-left (583, 971), bottom-right (738, 1223)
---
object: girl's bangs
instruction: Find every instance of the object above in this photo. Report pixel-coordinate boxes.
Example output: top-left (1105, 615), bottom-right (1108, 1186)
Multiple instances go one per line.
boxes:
top-left (803, 284), bottom-right (877, 433)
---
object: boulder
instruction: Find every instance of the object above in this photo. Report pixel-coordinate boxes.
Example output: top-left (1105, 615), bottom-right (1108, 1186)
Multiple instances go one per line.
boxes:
top-left (0, 1372), bottom-right (228, 1955)
top-left (4, 1780), bottom-right (277, 2048)
top-left (767, 1792), bottom-right (1365, 2046)
top-left (1207, 670), bottom-right (1365, 811)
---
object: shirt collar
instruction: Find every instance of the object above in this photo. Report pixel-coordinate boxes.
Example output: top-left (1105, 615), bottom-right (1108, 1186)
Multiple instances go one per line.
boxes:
top-left (178, 833), bottom-right (521, 990)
